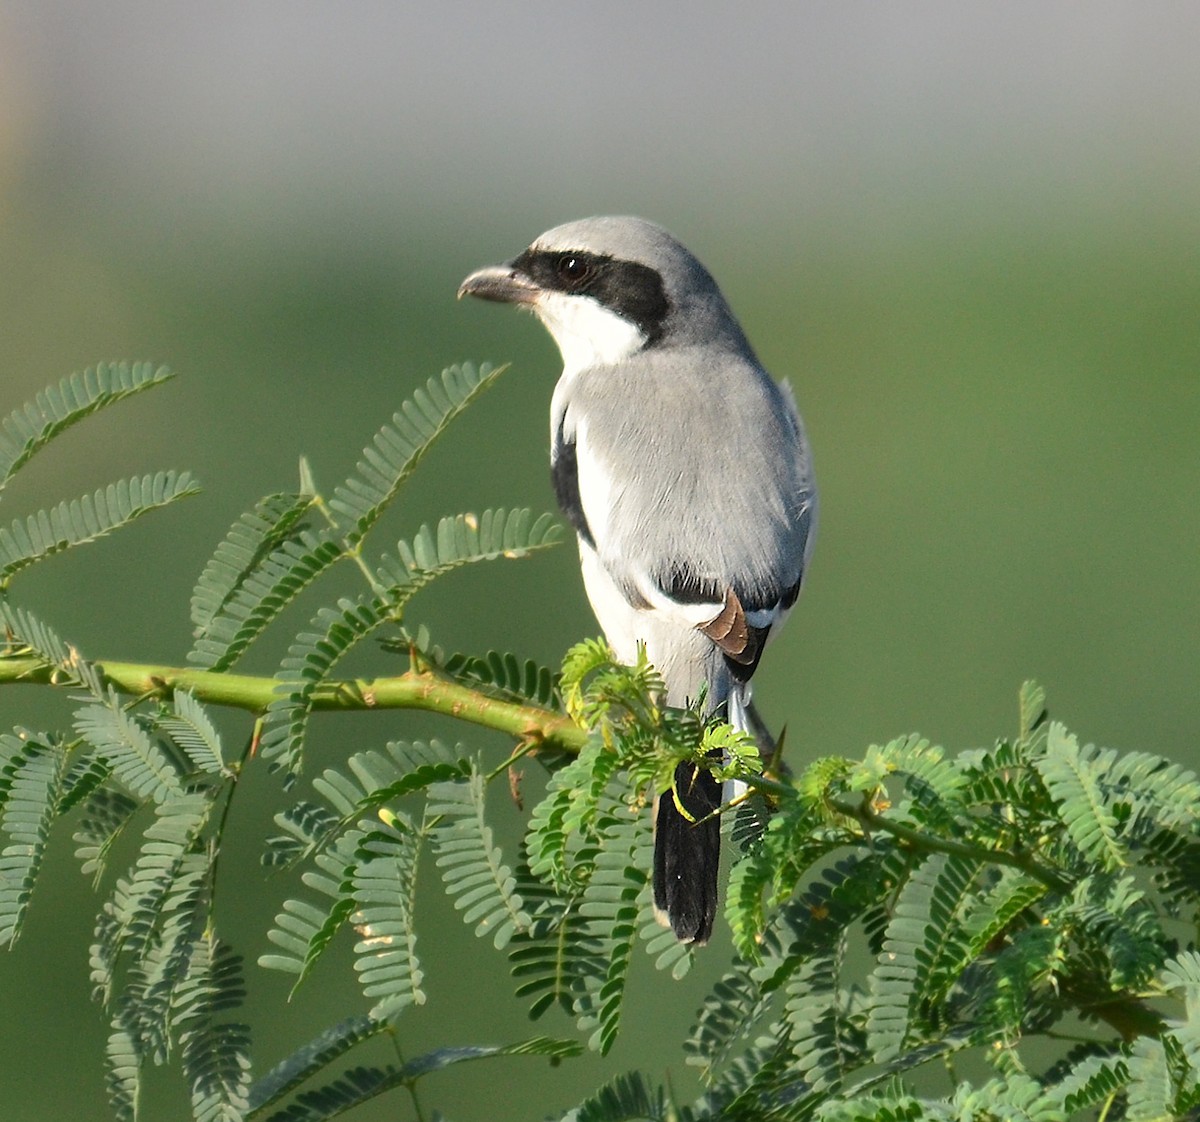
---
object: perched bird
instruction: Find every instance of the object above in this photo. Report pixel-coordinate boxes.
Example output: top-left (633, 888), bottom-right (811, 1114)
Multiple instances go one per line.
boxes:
top-left (459, 216), bottom-right (816, 943)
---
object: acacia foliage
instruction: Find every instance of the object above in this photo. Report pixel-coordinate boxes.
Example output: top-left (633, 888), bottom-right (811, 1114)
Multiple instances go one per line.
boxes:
top-left (1, 364), bottom-right (1198, 1122)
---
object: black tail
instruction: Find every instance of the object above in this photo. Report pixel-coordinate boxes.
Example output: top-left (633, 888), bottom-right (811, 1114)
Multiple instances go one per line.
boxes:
top-left (653, 759), bottom-right (721, 944)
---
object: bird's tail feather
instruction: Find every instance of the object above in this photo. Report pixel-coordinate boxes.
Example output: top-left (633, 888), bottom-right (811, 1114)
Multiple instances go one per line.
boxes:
top-left (652, 682), bottom-right (751, 944)
top-left (653, 761), bottom-right (721, 944)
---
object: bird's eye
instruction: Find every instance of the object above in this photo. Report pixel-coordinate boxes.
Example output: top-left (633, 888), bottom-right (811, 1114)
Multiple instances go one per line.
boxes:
top-left (556, 255), bottom-right (591, 286)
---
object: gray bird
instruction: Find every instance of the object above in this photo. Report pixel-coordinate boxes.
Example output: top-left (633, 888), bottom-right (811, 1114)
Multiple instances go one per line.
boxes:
top-left (459, 216), bottom-right (816, 943)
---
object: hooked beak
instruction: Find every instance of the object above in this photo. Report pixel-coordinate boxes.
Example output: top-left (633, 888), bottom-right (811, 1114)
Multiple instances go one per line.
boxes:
top-left (457, 263), bottom-right (541, 305)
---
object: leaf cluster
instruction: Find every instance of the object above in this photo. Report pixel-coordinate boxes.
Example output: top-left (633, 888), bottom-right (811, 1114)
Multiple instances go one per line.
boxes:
top-left (2, 367), bottom-right (1200, 1122)
top-left (0, 362), bottom-right (571, 1120)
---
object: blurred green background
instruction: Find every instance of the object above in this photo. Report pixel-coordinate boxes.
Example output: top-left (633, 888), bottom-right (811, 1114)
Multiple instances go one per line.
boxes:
top-left (0, 4), bottom-right (1197, 1119)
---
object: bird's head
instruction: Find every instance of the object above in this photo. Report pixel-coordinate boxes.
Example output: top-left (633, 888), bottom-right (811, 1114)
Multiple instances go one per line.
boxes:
top-left (458, 216), bottom-right (748, 377)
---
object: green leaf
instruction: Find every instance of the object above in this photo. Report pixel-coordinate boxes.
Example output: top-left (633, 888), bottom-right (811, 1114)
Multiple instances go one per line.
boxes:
top-left (1125, 1036), bottom-right (1172, 1122)
top-left (255, 1037), bottom-right (581, 1122)
top-left (260, 896), bottom-right (351, 983)
top-left (267, 742), bottom-right (458, 936)
top-left (338, 739), bottom-right (471, 838)
top-left (785, 939), bottom-right (862, 1094)
top-left (525, 741), bottom-right (617, 898)
top-left (856, 733), bottom-right (965, 809)
top-left (1036, 723), bottom-right (1125, 870)
top-left (263, 742), bottom-right (469, 872)
top-left (870, 734), bottom-right (967, 835)
top-left (866, 853), bottom-right (981, 1061)
top-left (351, 818), bottom-right (426, 1019)
top-left (1101, 750), bottom-right (1200, 832)
top-left (430, 764), bottom-right (531, 948)
top-left (247, 1016), bottom-right (389, 1115)
top-left (258, 1065), bottom-right (392, 1122)
top-left (685, 965), bottom-right (774, 1082)
top-left (263, 802), bottom-right (341, 868)
top-left (558, 638), bottom-right (666, 734)
top-left (972, 922), bottom-right (1064, 1039)
top-left (435, 647), bottom-right (562, 710)
top-left (811, 1092), bottom-right (930, 1122)
top-left (574, 803), bottom-right (650, 1054)
top-left (115, 845), bottom-right (213, 1063)
top-left (105, 1008), bottom-right (142, 1122)
top-left (108, 793), bottom-right (212, 966)
top-left (374, 507), bottom-right (563, 598)
top-left (188, 528), bottom-right (344, 672)
top-left (73, 786), bottom-right (140, 885)
top-left (950, 1073), bottom-right (1061, 1122)
top-left (75, 690), bottom-right (185, 804)
top-left (0, 362), bottom-right (173, 495)
top-left (402, 1034), bottom-right (584, 1074)
top-left (957, 868), bottom-right (1047, 962)
top-left (1161, 953), bottom-right (1200, 1098)
top-left (706, 1035), bottom-right (811, 1121)
top-left (639, 915), bottom-right (694, 979)
top-left (1062, 874), bottom-right (1167, 989)
top-left (1161, 950), bottom-right (1200, 1003)
top-left (259, 596), bottom-right (393, 773)
top-left (723, 786), bottom-right (845, 962)
top-left (0, 471), bottom-right (201, 585)
top-left (1017, 679), bottom-right (1048, 746)
top-left (174, 934), bottom-right (252, 1122)
top-left (958, 738), bottom-right (1044, 812)
top-left (1045, 1051), bottom-right (1129, 1116)
top-left (260, 806), bottom-right (365, 985)
top-left (190, 491), bottom-right (315, 633)
top-left (327, 361), bottom-right (507, 544)
top-left (0, 601), bottom-right (107, 698)
top-left (505, 848), bottom-right (606, 1019)
top-left (158, 690), bottom-right (229, 777)
top-left (0, 733), bottom-right (68, 946)
top-left (561, 1071), bottom-right (669, 1122)
top-left (57, 751), bottom-right (115, 814)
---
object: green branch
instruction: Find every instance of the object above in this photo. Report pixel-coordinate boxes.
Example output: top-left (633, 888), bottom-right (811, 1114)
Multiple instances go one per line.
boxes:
top-left (0, 654), bottom-right (589, 752)
top-left (830, 796), bottom-right (1072, 893)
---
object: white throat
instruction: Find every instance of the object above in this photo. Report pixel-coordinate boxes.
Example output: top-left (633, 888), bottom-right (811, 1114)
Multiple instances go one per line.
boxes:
top-left (533, 290), bottom-right (646, 381)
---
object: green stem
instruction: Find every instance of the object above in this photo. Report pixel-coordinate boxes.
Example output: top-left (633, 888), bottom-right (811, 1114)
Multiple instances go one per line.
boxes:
top-left (310, 488), bottom-right (385, 595)
top-left (830, 796), bottom-right (1072, 893)
top-left (205, 717), bottom-right (263, 924)
top-left (742, 773), bottom-right (796, 800)
top-left (386, 1029), bottom-right (427, 1122)
top-left (834, 797), bottom-right (1166, 1043)
top-left (0, 654), bottom-right (588, 751)
top-left (484, 738), bottom-right (542, 783)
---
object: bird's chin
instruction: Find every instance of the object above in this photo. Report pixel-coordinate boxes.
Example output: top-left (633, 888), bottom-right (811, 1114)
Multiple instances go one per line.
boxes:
top-left (457, 265), bottom-right (541, 306)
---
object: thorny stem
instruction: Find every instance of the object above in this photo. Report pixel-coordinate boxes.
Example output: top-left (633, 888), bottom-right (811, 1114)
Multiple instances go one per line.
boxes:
top-left (2, 649), bottom-right (1172, 1050)
top-left (830, 795), bottom-right (1073, 893)
top-left (0, 649), bottom-right (1121, 896)
top-left (0, 653), bottom-right (588, 752)
top-left (833, 796), bottom-right (1168, 1042)
top-left (0, 648), bottom-right (1151, 903)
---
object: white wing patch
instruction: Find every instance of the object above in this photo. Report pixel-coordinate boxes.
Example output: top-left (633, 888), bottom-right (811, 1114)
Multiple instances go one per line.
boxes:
top-left (629, 573), bottom-right (788, 634)
top-left (634, 575), bottom-right (726, 630)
